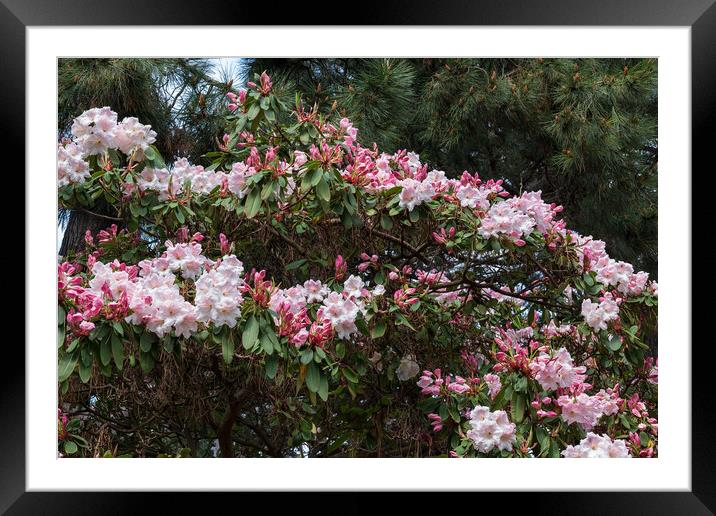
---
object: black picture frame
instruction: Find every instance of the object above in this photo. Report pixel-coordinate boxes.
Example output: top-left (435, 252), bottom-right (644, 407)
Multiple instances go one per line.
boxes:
top-left (6, 0), bottom-right (710, 513)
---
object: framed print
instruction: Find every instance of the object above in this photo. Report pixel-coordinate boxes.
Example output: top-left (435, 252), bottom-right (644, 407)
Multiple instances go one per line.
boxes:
top-left (7, 0), bottom-right (711, 512)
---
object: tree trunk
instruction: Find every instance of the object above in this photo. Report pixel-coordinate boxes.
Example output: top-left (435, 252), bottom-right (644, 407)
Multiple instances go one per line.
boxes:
top-left (59, 204), bottom-right (122, 258)
top-left (217, 400), bottom-right (239, 458)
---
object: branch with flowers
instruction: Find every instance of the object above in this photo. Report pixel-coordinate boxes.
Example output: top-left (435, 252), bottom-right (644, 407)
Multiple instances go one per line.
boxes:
top-left (56, 72), bottom-right (658, 458)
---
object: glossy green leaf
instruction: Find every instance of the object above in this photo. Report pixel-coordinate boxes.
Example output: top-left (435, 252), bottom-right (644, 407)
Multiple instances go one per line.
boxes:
top-left (316, 176), bottom-right (331, 202)
top-left (265, 355), bottom-right (279, 379)
top-left (222, 333), bottom-right (235, 364)
top-left (511, 392), bottom-right (526, 423)
top-left (100, 337), bottom-right (112, 366)
top-left (244, 188), bottom-right (262, 219)
top-left (58, 353), bottom-right (78, 382)
top-left (111, 333), bottom-right (124, 370)
top-left (305, 361), bottom-right (321, 393)
top-left (242, 315), bottom-right (259, 350)
top-left (371, 320), bottom-right (387, 339)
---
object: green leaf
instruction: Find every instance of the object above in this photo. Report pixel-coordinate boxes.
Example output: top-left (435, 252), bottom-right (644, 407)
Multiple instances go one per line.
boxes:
top-left (79, 362), bottom-right (92, 383)
top-left (316, 176), bottom-right (331, 202)
top-left (448, 403), bottom-right (461, 423)
top-left (340, 209), bottom-right (353, 229)
top-left (112, 321), bottom-right (124, 336)
top-left (374, 270), bottom-right (385, 285)
top-left (438, 403), bottom-right (449, 421)
top-left (260, 95), bottom-right (270, 110)
top-left (265, 355), bottom-right (279, 379)
top-left (607, 335), bottom-right (623, 351)
top-left (247, 103), bottom-right (261, 120)
top-left (513, 376), bottom-right (528, 393)
top-left (222, 333), bottom-right (235, 364)
top-left (129, 202), bottom-right (142, 218)
top-left (111, 334), bottom-right (124, 370)
top-left (304, 167), bottom-right (323, 188)
top-left (63, 441), bottom-right (78, 455)
top-left (66, 338), bottom-right (80, 353)
top-left (244, 188), bottom-right (262, 219)
top-left (286, 259), bottom-right (307, 270)
top-left (536, 427), bottom-right (550, 453)
top-left (58, 305), bottom-right (66, 325)
top-left (511, 392), bottom-right (526, 423)
top-left (305, 361), bottom-right (321, 393)
top-left (139, 352), bottom-right (154, 373)
top-left (163, 335), bottom-right (174, 353)
top-left (140, 331), bottom-right (155, 352)
top-left (380, 214), bottom-right (393, 230)
top-left (57, 324), bottom-right (66, 349)
top-left (58, 353), bottom-right (78, 382)
top-left (395, 313), bottom-right (415, 331)
top-left (259, 179), bottom-right (274, 200)
top-left (242, 315), bottom-right (259, 350)
top-left (235, 115), bottom-right (247, 133)
top-left (549, 440), bottom-right (561, 458)
top-left (260, 333), bottom-right (274, 355)
top-left (371, 320), bottom-right (387, 339)
top-left (318, 375), bottom-right (329, 402)
top-left (341, 367), bottom-right (359, 384)
top-left (300, 349), bottom-right (314, 365)
top-left (143, 146), bottom-right (157, 161)
top-left (100, 337), bottom-right (112, 366)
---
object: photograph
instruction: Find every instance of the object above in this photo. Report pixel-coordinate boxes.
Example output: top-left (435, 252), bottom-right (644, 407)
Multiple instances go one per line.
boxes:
top-left (55, 57), bottom-right (659, 460)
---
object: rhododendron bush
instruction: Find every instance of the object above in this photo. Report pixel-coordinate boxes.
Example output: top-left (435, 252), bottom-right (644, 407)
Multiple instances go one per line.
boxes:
top-left (57, 72), bottom-right (658, 458)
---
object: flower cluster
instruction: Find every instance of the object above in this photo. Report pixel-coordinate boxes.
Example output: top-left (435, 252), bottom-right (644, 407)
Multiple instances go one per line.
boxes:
top-left (556, 386), bottom-right (622, 430)
top-left (267, 274), bottom-right (373, 346)
top-left (581, 291), bottom-right (621, 331)
top-left (483, 373), bottom-right (502, 399)
top-left (529, 347), bottom-right (587, 391)
top-left (574, 234), bottom-right (656, 296)
top-left (137, 158), bottom-right (221, 200)
top-left (58, 107), bottom-right (156, 186)
top-left (416, 369), bottom-right (472, 396)
top-left (59, 262), bottom-right (103, 335)
top-left (320, 291), bottom-right (362, 340)
top-left (561, 433), bottom-right (631, 458)
top-left (70, 107), bottom-right (156, 158)
top-left (194, 255), bottom-right (245, 329)
top-left (57, 142), bottom-right (90, 187)
top-left (466, 405), bottom-right (517, 453)
top-left (104, 257), bottom-right (195, 338)
top-left (62, 238), bottom-right (245, 339)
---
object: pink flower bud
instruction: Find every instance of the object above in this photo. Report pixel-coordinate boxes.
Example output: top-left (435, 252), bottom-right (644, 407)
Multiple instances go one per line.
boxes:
top-left (334, 255), bottom-right (347, 281)
top-left (219, 233), bottom-right (230, 255)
